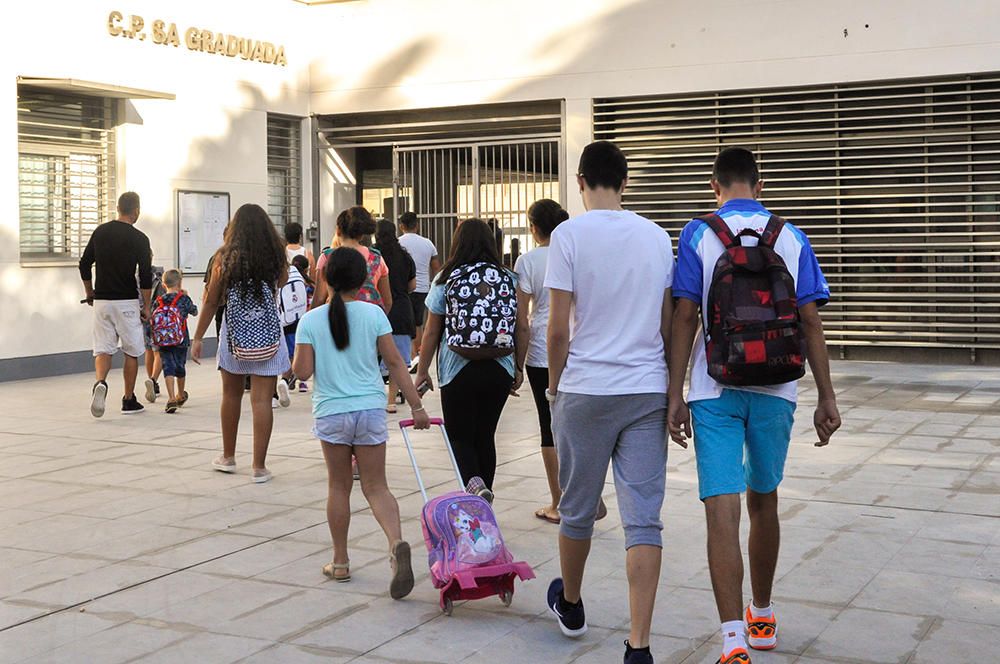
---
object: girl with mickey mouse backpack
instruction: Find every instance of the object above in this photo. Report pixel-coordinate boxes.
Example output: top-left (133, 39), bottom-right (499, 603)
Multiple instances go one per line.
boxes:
top-left (414, 219), bottom-right (526, 500)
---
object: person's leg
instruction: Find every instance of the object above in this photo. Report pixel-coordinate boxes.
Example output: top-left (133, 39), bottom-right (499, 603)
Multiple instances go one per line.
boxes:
top-left (705, 493), bottom-right (744, 621)
top-left (354, 443), bottom-right (402, 546)
top-left (117, 301), bottom-right (146, 400)
top-left (161, 349), bottom-right (177, 401)
top-left (219, 370), bottom-right (245, 459)
top-left (152, 351), bottom-right (162, 381)
top-left (95, 354), bottom-right (112, 382)
top-left (747, 489), bottom-right (779, 607)
top-left (610, 394), bottom-right (668, 648)
top-left (320, 439), bottom-right (354, 573)
top-left (439, 365), bottom-right (482, 485)
top-left (122, 353), bottom-right (139, 399)
top-left (145, 349), bottom-right (156, 379)
top-left (471, 361), bottom-right (512, 489)
top-left (164, 375), bottom-right (177, 401)
top-left (249, 374), bottom-right (277, 470)
top-left (527, 366), bottom-right (560, 517)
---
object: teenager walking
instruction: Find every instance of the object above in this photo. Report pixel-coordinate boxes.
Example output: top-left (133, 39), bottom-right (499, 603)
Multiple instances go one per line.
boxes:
top-left (79, 192), bottom-right (153, 417)
top-left (544, 141), bottom-right (674, 664)
top-left (312, 207), bottom-right (391, 313)
top-left (284, 222), bottom-right (315, 280)
top-left (397, 211), bottom-right (440, 364)
top-left (373, 219), bottom-right (417, 413)
top-left (413, 218), bottom-right (525, 497)
top-left (292, 247), bottom-right (428, 598)
top-left (668, 147), bottom-right (841, 664)
top-left (192, 203), bottom-right (290, 483)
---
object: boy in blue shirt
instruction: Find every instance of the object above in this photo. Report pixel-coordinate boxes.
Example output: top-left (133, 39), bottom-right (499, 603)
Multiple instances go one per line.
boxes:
top-left (668, 147), bottom-right (841, 664)
top-left (156, 269), bottom-right (198, 414)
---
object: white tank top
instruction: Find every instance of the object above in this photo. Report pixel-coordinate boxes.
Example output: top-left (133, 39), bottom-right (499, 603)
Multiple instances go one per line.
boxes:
top-left (286, 246), bottom-right (307, 262)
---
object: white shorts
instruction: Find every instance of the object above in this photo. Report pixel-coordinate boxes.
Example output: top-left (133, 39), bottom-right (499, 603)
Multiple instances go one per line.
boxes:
top-left (93, 300), bottom-right (145, 358)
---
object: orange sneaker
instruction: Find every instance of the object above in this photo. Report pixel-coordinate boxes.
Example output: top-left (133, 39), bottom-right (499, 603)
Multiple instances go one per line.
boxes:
top-left (716, 648), bottom-right (751, 663)
top-left (745, 605), bottom-right (777, 650)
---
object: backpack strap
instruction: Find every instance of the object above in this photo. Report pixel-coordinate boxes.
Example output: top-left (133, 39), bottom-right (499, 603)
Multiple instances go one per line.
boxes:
top-left (759, 214), bottom-right (787, 249)
top-left (698, 213), bottom-right (738, 250)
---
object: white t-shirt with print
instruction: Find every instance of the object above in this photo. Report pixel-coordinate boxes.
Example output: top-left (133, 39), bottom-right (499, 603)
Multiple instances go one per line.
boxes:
top-left (544, 209), bottom-right (675, 396)
top-left (399, 233), bottom-right (438, 293)
top-left (514, 246), bottom-right (551, 368)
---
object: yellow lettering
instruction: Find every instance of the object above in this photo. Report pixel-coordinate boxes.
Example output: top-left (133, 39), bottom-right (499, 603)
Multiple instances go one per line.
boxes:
top-left (213, 33), bottom-right (227, 55)
top-left (239, 38), bottom-right (251, 59)
top-left (152, 20), bottom-right (165, 44)
top-left (263, 43), bottom-right (275, 63)
top-left (107, 10), bottom-right (123, 37)
top-left (251, 41), bottom-right (263, 62)
top-left (165, 23), bottom-right (179, 47)
top-left (184, 27), bottom-right (200, 50)
top-left (274, 45), bottom-right (287, 66)
top-left (129, 15), bottom-right (144, 37)
top-left (202, 29), bottom-right (215, 53)
top-left (226, 35), bottom-right (239, 56)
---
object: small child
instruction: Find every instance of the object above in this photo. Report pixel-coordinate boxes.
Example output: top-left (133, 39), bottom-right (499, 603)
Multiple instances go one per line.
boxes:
top-left (292, 247), bottom-right (429, 598)
top-left (153, 269), bottom-right (199, 413)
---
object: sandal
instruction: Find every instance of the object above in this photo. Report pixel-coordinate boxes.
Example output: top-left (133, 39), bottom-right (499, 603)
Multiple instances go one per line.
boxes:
top-left (385, 405), bottom-right (398, 414)
top-left (389, 540), bottom-right (414, 600)
top-left (534, 506), bottom-right (561, 524)
top-left (596, 498), bottom-right (608, 521)
top-left (323, 561), bottom-right (351, 582)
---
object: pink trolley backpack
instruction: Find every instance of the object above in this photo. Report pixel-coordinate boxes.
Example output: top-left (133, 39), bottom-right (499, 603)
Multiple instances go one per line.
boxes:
top-left (399, 418), bottom-right (534, 615)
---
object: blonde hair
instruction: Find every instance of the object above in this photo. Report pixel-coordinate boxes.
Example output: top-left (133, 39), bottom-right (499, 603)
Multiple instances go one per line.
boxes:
top-left (163, 269), bottom-right (183, 288)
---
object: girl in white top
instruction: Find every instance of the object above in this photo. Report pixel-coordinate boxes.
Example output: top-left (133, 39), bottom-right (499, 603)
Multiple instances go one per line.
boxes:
top-left (514, 199), bottom-right (569, 524)
top-left (284, 222), bottom-right (315, 279)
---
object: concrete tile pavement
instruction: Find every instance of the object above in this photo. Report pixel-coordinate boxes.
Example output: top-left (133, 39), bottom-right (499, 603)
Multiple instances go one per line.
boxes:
top-left (0, 359), bottom-right (997, 663)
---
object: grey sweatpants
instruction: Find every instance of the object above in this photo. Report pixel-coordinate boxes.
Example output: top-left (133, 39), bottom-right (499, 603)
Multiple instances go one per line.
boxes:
top-left (552, 392), bottom-right (668, 549)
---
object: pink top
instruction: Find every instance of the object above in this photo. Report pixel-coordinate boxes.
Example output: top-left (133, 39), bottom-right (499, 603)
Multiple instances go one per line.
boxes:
top-left (317, 246), bottom-right (389, 304)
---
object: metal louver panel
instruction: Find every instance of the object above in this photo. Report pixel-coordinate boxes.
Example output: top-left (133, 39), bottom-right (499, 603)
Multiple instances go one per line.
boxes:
top-left (594, 72), bottom-right (1000, 352)
top-left (266, 114), bottom-right (302, 229)
top-left (17, 87), bottom-right (116, 262)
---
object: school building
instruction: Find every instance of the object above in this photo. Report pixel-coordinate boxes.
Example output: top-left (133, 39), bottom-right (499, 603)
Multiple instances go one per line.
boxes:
top-left (2, 0), bottom-right (999, 379)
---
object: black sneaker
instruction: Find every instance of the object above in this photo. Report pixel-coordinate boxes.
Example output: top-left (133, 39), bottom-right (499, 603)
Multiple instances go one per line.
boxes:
top-left (91, 380), bottom-right (108, 418)
top-left (547, 578), bottom-right (587, 637)
top-left (121, 395), bottom-right (145, 415)
top-left (624, 640), bottom-right (653, 664)
top-left (153, 379), bottom-right (161, 396)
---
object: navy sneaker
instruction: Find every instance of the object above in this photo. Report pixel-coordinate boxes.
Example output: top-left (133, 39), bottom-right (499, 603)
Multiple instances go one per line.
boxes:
top-left (547, 578), bottom-right (587, 637)
top-left (624, 640), bottom-right (654, 664)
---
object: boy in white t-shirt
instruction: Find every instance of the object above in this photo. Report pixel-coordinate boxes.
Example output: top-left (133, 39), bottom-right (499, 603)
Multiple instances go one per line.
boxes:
top-left (544, 141), bottom-right (674, 664)
top-left (397, 212), bottom-right (440, 364)
top-left (668, 147), bottom-right (841, 664)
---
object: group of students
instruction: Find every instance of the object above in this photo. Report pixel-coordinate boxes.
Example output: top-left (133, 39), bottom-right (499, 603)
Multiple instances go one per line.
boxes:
top-left (80, 141), bottom-right (841, 664)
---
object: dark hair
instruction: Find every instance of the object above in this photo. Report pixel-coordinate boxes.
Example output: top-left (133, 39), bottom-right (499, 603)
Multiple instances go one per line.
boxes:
top-left (374, 218), bottom-right (404, 265)
top-left (118, 191), bottom-right (140, 216)
top-left (713, 147), bottom-right (760, 188)
top-left (291, 254), bottom-right (313, 287)
top-left (284, 222), bottom-right (303, 244)
top-left (577, 141), bottom-right (628, 191)
top-left (218, 203), bottom-right (287, 298)
top-left (336, 206), bottom-right (377, 240)
top-left (436, 218), bottom-right (503, 285)
top-left (399, 211), bottom-right (418, 230)
top-left (324, 247), bottom-right (368, 350)
top-left (527, 199), bottom-right (569, 239)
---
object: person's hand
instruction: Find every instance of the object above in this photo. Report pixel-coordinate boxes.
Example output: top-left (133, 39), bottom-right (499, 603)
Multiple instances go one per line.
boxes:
top-left (413, 408), bottom-right (430, 430)
top-left (141, 306), bottom-right (151, 322)
top-left (191, 338), bottom-right (203, 364)
top-left (414, 371), bottom-right (433, 394)
top-left (83, 291), bottom-right (94, 306)
top-left (510, 368), bottom-right (524, 396)
top-left (667, 396), bottom-right (691, 449)
top-left (814, 398), bottom-right (841, 447)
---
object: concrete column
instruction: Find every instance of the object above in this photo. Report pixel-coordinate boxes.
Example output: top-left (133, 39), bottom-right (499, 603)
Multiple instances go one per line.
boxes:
top-left (563, 97), bottom-right (593, 219)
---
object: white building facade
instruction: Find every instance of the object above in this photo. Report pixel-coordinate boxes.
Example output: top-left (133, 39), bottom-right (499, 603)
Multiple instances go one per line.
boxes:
top-left (3, 0), bottom-right (999, 378)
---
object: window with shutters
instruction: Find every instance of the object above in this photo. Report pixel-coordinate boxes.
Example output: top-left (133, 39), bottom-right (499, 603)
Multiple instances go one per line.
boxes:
top-left (17, 88), bottom-right (116, 263)
top-left (595, 72), bottom-right (1000, 351)
top-left (266, 114), bottom-right (302, 229)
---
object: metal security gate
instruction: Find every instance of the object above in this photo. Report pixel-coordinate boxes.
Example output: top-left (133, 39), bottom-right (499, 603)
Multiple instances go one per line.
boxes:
top-left (393, 138), bottom-right (561, 265)
top-left (594, 72), bottom-right (1000, 356)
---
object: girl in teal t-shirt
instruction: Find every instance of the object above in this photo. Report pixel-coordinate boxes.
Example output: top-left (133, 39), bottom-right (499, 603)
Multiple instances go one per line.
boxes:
top-left (293, 248), bottom-right (429, 599)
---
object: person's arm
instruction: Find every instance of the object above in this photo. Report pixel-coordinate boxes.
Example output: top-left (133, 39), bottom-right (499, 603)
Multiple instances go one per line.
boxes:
top-left (292, 342), bottom-right (314, 381)
top-left (191, 264), bottom-right (224, 361)
top-left (407, 277), bottom-right (416, 293)
top-left (546, 288), bottom-right (572, 395)
top-left (379, 333), bottom-right (430, 429)
top-left (660, 288), bottom-right (673, 361)
top-left (667, 298), bottom-right (700, 448)
top-left (377, 275), bottom-right (392, 313)
top-left (429, 255), bottom-right (442, 278)
top-left (800, 302), bottom-right (841, 446)
top-left (137, 237), bottom-right (153, 318)
top-left (312, 277), bottom-right (329, 309)
top-left (79, 233), bottom-right (96, 305)
top-left (307, 248), bottom-right (316, 281)
top-left (184, 294), bottom-right (199, 318)
top-left (414, 311), bottom-right (443, 392)
top-left (514, 288), bottom-right (531, 373)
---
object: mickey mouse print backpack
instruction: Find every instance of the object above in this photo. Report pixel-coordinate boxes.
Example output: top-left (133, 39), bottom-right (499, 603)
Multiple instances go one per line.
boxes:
top-left (444, 262), bottom-right (516, 360)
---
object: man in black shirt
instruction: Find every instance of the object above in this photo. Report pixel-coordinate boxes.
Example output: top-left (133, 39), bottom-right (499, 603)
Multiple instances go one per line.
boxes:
top-left (79, 192), bottom-right (153, 417)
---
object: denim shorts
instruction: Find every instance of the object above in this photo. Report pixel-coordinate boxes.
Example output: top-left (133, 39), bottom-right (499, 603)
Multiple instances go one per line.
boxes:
top-left (313, 409), bottom-right (388, 446)
top-left (160, 345), bottom-right (188, 378)
top-left (689, 389), bottom-right (796, 501)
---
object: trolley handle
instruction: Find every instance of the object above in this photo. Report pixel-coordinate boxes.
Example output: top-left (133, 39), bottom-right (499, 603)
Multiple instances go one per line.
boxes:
top-left (400, 418), bottom-right (444, 428)
top-left (397, 417), bottom-right (464, 502)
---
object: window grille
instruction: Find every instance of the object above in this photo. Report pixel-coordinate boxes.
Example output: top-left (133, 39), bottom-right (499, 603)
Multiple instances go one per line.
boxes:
top-left (594, 72), bottom-right (1000, 350)
top-left (266, 115), bottom-right (302, 228)
top-left (17, 88), bottom-right (116, 262)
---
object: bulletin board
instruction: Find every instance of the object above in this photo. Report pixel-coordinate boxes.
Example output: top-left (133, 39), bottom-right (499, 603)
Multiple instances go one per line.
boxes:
top-left (176, 190), bottom-right (230, 274)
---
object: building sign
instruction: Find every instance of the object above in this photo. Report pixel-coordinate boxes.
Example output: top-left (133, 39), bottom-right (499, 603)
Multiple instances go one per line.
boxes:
top-left (107, 11), bottom-right (287, 66)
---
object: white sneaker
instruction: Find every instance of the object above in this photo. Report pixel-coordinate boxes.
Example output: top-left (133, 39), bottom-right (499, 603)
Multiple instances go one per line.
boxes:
top-left (272, 397), bottom-right (279, 409)
top-left (90, 381), bottom-right (108, 418)
top-left (276, 379), bottom-right (291, 408)
top-left (143, 378), bottom-right (157, 403)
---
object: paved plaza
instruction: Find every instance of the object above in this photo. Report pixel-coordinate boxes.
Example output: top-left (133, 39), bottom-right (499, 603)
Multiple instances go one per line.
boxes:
top-left (0, 360), bottom-right (997, 663)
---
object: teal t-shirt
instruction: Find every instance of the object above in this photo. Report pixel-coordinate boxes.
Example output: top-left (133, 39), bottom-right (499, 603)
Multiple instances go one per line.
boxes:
top-left (295, 301), bottom-right (393, 417)
top-left (425, 270), bottom-right (517, 387)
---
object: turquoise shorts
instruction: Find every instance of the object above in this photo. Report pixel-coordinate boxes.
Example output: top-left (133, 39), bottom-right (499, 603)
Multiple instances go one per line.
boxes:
top-left (690, 389), bottom-right (796, 501)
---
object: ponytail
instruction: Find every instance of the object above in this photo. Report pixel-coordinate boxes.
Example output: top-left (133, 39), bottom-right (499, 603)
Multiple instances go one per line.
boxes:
top-left (328, 290), bottom-right (350, 349)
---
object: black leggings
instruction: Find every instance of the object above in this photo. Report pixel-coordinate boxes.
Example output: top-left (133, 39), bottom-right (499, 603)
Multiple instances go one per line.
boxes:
top-left (526, 365), bottom-right (554, 447)
top-left (439, 360), bottom-right (513, 490)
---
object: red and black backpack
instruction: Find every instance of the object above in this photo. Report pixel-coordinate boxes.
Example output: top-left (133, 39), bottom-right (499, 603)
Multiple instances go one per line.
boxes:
top-left (700, 213), bottom-right (806, 387)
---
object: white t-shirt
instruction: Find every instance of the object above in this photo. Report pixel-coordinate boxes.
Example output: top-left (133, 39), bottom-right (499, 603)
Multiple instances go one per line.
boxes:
top-left (544, 209), bottom-right (675, 396)
top-left (514, 246), bottom-right (551, 368)
top-left (399, 233), bottom-right (438, 293)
